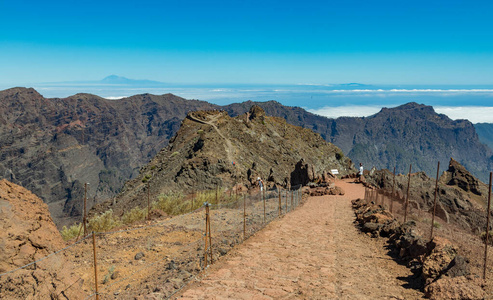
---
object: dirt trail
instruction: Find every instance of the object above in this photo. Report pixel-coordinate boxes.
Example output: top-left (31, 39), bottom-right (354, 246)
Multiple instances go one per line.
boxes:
top-left (188, 112), bottom-right (236, 164)
top-left (176, 180), bottom-right (425, 299)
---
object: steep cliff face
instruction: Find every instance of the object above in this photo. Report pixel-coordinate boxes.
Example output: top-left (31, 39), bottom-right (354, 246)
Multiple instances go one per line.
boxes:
top-left (0, 87), bottom-right (217, 227)
top-left (226, 102), bottom-right (493, 182)
top-left (97, 106), bottom-right (355, 217)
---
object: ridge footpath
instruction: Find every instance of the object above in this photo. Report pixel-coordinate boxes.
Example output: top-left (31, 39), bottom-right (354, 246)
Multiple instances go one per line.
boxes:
top-left (176, 180), bottom-right (425, 299)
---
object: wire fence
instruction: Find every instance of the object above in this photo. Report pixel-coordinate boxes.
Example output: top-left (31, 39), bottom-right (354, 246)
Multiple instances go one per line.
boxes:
top-left (363, 164), bottom-right (493, 283)
top-left (0, 185), bottom-right (303, 299)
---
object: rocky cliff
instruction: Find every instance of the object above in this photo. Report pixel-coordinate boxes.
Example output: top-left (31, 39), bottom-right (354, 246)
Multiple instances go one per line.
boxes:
top-left (0, 179), bottom-right (83, 299)
top-left (96, 106), bottom-right (355, 217)
top-left (0, 87), bottom-right (217, 227)
top-left (365, 158), bottom-right (491, 234)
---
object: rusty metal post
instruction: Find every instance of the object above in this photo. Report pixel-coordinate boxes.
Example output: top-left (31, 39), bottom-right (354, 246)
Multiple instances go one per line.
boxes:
top-left (83, 183), bottom-right (88, 236)
top-left (208, 204), bottom-right (213, 264)
top-left (430, 161), bottom-right (440, 240)
top-left (243, 194), bottom-right (246, 240)
top-left (390, 167), bottom-right (395, 213)
top-left (484, 172), bottom-right (492, 280)
top-left (278, 187), bottom-right (282, 217)
top-left (263, 189), bottom-right (266, 223)
top-left (147, 182), bottom-right (151, 220)
top-left (91, 232), bottom-right (99, 300)
top-left (404, 164), bottom-right (412, 223)
top-left (204, 203), bottom-right (209, 268)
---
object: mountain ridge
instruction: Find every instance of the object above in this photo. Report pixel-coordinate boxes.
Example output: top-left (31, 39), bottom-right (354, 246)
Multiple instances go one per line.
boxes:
top-left (1, 87), bottom-right (491, 226)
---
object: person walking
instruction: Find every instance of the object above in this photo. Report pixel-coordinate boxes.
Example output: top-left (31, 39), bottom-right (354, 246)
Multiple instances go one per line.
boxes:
top-left (359, 163), bottom-right (364, 176)
top-left (257, 177), bottom-right (264, 192)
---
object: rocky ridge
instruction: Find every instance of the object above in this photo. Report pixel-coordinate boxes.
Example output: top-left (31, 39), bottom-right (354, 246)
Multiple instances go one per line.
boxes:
top-left (95, 106), bottom-right (354, 217)
top-left (226, 101), bottom-right (493, 182)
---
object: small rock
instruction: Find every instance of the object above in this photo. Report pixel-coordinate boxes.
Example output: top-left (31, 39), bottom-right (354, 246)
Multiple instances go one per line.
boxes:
top-left (111, 270), bottom-right (120, 280)
top-left (135, 252), bottom-right (145, 260)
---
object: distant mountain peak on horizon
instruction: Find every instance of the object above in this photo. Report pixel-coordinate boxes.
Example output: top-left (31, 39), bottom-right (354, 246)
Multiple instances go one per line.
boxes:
top-left (100, 75), bottom-right (165, 86)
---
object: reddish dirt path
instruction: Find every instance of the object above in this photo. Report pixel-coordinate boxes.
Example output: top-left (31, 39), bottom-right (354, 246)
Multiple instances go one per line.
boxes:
top-left (176, 180), bottom-right (425, 299)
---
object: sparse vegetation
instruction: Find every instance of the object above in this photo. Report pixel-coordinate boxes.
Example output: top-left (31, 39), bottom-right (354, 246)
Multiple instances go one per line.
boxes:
top-left (152, 192), bottom-right (188, 215)
top-left (433, 221), bottom-right (441, 229)
top-left (87, 209), bottom-right (122, 233)
top-left (121, 206), bottom-right (147, 224)
top-left (142, 174), bottom-right (152, 183)
top-left (61, 223), bottom-right (83, 241)
top-left (171, 151), bottom-right (179, 157)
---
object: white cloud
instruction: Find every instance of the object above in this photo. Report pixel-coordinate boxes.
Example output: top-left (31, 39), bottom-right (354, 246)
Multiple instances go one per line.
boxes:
top-left (308, 105), bottom-right (493, 123)
top-left (104, 96), bottom-right (125, 100)
top-left (307, 105), bottom-right (383, 118)
top-left (435, 106), bottom-right (493, 123)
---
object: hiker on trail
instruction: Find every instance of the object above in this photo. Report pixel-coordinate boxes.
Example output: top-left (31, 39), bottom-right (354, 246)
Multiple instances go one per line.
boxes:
top-left (258, 177), bottom-right (264, 192)
top-left (359, 163), bottom-right (364, 176)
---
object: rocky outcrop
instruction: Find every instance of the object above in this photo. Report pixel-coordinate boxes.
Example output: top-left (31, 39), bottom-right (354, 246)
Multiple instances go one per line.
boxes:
top-left (94, 106), bottom-right (355, 217)
top-left (364, 159), bottom-right (491, 235)
top-left (226, 101), bottom-right (493, 183)
top-left (0, 179), bottom-right (83, 299)
top-left (351, 198), bottom-right (484, 299)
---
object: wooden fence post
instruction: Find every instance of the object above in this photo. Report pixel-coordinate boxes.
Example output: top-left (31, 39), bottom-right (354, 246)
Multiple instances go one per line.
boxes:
top-left (92, 232), bottom-right (99, 300)
top-left (430, 161), bottom-right (440, 240)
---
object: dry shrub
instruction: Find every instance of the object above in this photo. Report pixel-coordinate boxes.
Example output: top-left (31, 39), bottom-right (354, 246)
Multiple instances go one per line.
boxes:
top-left (87, 209), bottom-right (122, 232)
top-left (152, 192), bottom-right (189, 215)
top-left (121, 206), bottom-right (147, 224)
top-left (61, 223), bottom-right (82, 241)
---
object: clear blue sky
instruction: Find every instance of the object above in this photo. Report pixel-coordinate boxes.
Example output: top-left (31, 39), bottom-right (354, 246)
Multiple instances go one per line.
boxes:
top-left (1, 0), bottom-right (493, 85)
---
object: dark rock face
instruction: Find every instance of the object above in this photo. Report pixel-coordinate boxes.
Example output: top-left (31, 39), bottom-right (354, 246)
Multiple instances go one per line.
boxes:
top-left (225, 101), bottom-right (493, 183)
top-left (0, 87), bottom-right (217, 227)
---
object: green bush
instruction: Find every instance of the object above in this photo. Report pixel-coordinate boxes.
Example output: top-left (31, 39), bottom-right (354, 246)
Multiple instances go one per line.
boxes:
top-left (121, 206), bottom-right (147, 224)
top-left (87, 209), bottom-right (122, 233)
top-left (61, 223), bottom-right (83, 241)
top-left (171, 151), bottom-right (180, 157)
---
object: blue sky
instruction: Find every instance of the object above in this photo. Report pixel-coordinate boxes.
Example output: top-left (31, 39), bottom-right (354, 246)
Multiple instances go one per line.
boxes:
top-left (1, 0), bottom-right (493, 85)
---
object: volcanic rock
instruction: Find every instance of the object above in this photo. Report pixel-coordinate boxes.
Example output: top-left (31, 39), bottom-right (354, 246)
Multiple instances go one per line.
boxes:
top-left (0, 179), bottom-right (83, 299)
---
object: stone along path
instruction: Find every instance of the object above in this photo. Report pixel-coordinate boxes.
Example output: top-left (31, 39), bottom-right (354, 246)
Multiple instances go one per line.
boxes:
top-left (176, 180), bottom-right (424, 299)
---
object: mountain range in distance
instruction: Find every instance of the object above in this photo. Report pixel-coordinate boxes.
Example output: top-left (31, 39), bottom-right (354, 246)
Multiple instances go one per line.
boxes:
top-left (1, 86), bottom-right (493, 228)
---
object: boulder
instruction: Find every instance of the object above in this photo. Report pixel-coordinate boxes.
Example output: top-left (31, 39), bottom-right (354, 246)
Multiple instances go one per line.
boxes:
top-left (425, 276), bottom-right (485, 300)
